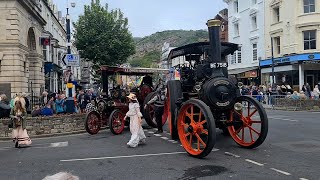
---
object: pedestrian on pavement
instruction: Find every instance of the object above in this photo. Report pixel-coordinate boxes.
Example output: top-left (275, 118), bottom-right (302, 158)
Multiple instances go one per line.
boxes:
top-left (10, 100), bottom-right (31, 148)
top-left (144, 86), bottom-right (166, 134)
top-left (40, 91), bottom-right (49, 107)
top-left (55, 94), bottom-right (65, 114)
top-left (124, 93), bottom-right (146, 148)
top-left (313, 85), bottom-right (320, 100)
top-left (0, 94), bottom-right (11, 119)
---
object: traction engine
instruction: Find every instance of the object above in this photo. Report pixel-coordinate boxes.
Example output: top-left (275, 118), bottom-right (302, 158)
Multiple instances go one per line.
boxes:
top-left (166, 19), bottom-right (268, 158)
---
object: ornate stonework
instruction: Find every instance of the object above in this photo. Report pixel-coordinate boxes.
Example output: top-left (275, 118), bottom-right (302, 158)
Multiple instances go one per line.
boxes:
top-left (0, 0), bottom-right (45, 98)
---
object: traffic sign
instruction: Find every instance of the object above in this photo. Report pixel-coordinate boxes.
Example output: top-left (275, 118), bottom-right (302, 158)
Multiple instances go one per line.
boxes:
top-left (65, 54), bottom-right (80, 67)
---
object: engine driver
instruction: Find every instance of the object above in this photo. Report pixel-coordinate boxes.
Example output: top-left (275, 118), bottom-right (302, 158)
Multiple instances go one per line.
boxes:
top-left (144, 85), bottom-right (166, 134)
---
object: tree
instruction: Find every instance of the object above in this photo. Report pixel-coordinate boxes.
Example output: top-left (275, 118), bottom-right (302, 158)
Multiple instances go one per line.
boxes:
top-left (74, 0), bottom-right (135, 69)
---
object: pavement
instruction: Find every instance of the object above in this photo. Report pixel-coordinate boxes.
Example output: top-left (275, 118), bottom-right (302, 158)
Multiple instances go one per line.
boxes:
top-left (0, 110), bottom-right (319, 180)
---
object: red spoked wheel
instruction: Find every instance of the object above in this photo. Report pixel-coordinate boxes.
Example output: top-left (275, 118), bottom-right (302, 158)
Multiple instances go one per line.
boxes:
top-left (177, 99), bottom-right (216, 158)
top-left (109, 109), bottom-right (125, 135)
top-left (228, 96), bottom-right (268, 149)
top-left (85, 111), bottom-right (101, 135)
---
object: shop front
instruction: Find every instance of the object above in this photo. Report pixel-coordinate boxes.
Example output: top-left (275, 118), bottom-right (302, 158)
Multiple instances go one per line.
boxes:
top-left (260, 53), bottom-right (320, 91)
top-left (228, 67), bottom-right (259, 85)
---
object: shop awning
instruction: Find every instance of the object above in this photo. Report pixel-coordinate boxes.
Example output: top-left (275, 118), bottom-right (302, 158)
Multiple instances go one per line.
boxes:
top-left (228, 66), bottom-right (258, 75)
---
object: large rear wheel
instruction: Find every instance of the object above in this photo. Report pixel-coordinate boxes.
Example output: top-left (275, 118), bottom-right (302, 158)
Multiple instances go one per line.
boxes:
top-left (167, 80), bottom-right (182, 140)
top-left (109, 109), bottom-right (125, 135)
top-left (177, 99), bottom-right (216, 158)
top-left (85, 111), bottom-right (101, 135)
top-left (228, 96), bottom-right (268, 149)
top-left (143, 92), bottom-right (157, 128)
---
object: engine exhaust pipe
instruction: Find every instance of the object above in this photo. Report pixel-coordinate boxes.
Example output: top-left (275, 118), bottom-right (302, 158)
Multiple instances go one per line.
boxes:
top-left (207, 19), bottom-right (222, 63)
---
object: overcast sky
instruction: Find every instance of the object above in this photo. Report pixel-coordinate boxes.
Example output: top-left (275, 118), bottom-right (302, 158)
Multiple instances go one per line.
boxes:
top-left (52, 0), bottom-right (226, 37)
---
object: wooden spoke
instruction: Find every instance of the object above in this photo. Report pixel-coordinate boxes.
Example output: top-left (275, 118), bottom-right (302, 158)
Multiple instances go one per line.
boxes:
top-left (195, 134), bottom-right (206, 148)
top-left (185, 112), bottom-right (193, 121)
top-left (248, 109), bottom-right (258, 118)
top-left (201, 129), bottom-right (208, 135)
top-left (249, 128), bottom-right (254, 142)
top-left (182, 122), bottom-right (189, 128)
top-left (247, 125), bottom-right (261, 136)
top-left (235, 126), bottom-right (244, 134)
top-left (189, 134), bottom-right (193, 145)
top-left (199, 111), bottom-right (202, 122)
top-left (200, 120), bottom-right (207, 125)
top-left (251, 121), bottom-right (262, 123)
top-left (235, 111), bottom-right (248, 123)
top-left (184, 132), bottom-right (191, 137)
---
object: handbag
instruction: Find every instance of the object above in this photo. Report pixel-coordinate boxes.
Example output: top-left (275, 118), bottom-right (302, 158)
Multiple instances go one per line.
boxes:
top-left (8, 119), bottom-right (13, 128)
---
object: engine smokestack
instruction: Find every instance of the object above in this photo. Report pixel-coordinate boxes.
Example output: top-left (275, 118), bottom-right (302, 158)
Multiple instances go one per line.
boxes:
top-left (207, 19), bottom-right (222, 63)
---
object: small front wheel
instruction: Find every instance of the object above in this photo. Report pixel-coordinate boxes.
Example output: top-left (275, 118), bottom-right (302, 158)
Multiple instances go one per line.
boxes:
top-left (109, 109), bottom-right (125, 135)
top-left (228, 96), bottom-right (268, 149)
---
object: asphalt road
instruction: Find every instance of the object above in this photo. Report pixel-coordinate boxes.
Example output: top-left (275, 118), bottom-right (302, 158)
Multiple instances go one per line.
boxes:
top-left (0, 110), bottom-right (319, 180)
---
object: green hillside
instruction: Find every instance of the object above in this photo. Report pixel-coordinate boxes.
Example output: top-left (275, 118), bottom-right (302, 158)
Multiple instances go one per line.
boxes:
top-left (129, 30), bottom-right (208, 67)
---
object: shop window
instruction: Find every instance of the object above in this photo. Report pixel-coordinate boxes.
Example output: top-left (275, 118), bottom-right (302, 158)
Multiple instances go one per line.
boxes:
top-left (253, 44), bottom-right (258, 61)
top-left (251, 16), bottom-right (257, 30)
top-left (304, 0), bottom-right (315, 13)
top-left (237, 47), bottom-right (242, 63)
top-left (273, 6), bottom-right (280, 23)
top-left (234, 0), bottom-right (239, 13)
top-left (274, 36), bottom-right (281, 54)
top-left (234, 23), bottom-right (239, 36)
top-left (303, 30), bottom-right (316, 50)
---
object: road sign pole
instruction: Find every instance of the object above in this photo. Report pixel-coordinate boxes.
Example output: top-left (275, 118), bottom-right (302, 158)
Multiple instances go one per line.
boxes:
top-left (65, 7), bottom-right (75, 113)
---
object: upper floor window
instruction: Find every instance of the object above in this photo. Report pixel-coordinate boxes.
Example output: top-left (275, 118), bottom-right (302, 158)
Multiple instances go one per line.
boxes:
top-left (252, 16), bottom-right (257, 30)
top-left (274, 36), bottom-right (281, 54)
top-left (303, 30), bottom-right (317, 50)
top-left (273, 6), bottom-right (280, 23)
top-left (253, 44), bottom-right (258, 61)
top-left (252, 0), bottom-right (257, 5)
top-left (234, 23), bottom-right (239, 36)
top-left (231, 54), bottom-right (237, 64)
top-left (304, 0), bottom-right (315, 13)
top-left (234, 0), bottom-right (239, 13)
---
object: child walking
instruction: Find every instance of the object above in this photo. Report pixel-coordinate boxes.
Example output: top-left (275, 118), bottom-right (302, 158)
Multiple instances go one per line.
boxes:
top-left (124, 93), bottom-right (146, 148)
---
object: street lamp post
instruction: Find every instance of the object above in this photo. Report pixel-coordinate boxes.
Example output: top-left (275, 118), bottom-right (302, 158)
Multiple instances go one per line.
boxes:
top-left (271, 37), bottom-right (275, 91)
top-left (65, 2), bottom-right (76, 113)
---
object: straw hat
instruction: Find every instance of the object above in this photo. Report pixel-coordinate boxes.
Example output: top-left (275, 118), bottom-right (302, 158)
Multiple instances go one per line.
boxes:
top-left (127, 93), bottom-right (137, 100)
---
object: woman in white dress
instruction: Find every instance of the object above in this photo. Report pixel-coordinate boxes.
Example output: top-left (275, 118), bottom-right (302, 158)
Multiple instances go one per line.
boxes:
top-left (124, 93), bottom-right (146, 148)
top-left (10, 100), bottom-right (32, 148)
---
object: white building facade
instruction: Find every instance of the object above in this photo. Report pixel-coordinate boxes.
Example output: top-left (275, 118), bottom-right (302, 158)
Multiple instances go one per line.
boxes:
top-left (224, 0), bottom-right (265, 85)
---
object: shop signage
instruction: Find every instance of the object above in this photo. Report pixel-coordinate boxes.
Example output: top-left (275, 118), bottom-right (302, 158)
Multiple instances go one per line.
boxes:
top-left (260, 53), bottom-right (320, 67)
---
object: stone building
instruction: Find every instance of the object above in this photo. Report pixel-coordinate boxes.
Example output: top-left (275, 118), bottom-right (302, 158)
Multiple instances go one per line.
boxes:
top-left (260, 0), bottom-right (320, 90)
top-left (0, 0), bottom-right (69, 98)
top-left (0, 0), bottom-right (46, 98)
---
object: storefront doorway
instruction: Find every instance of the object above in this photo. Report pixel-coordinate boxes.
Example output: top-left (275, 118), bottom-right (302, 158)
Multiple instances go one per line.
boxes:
top-left (306, 74), bottom-right (314, 89)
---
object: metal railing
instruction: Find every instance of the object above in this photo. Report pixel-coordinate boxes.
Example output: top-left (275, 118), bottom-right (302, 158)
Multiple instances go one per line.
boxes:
top-left (248, 94), bottom-right (320, 111)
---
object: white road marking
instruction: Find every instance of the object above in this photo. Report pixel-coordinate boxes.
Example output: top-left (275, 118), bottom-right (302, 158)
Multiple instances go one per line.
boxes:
top-left (60, 151), bottom-right (186, 162)
top-left (179, 144), bottom-right (183, 147)
top-left (245, 159), bottom-right (264, 166)
top-left (212, 148), bottom-right (219, 152)
top-left (160, 137), bottom-right (169, 140)
top-left (224, 152), bottom-right (240, 158)
top-left (311, 112), bottom-right (320, 114)
top-left (299, 178), bottom-right (309, 180)
top-left (49, 142), bottom-right (68, 147)
top-left (171, 141), bottom-right (178, 144)
top-left (147, 131), bottom-right (154, 134)
top-left (270, 117), bottom-right (298, 122)
top-left (143, 129), bottom-right (148, 132)
top-left (270, 168), bottom-right (291, 176)
top-left (166, 133), bottom-right (171, 135)
top-left (153, 134), bottom-right (162, 137)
